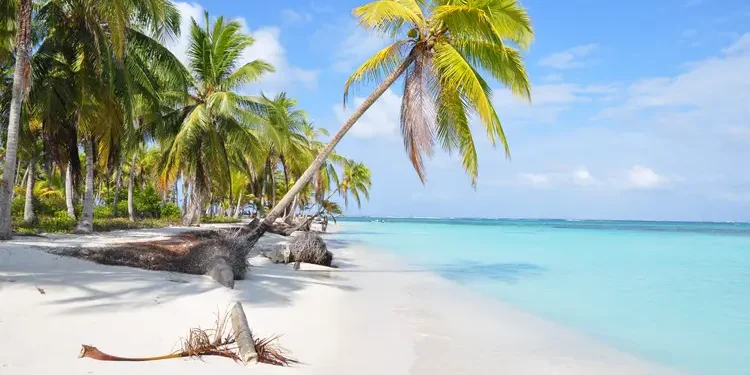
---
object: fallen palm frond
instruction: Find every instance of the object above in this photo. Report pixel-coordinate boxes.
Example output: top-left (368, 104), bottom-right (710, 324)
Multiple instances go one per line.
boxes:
top-left (254, 334), bottom-right (298, 366)
top-left (79, 310), bottom-right (297, 366)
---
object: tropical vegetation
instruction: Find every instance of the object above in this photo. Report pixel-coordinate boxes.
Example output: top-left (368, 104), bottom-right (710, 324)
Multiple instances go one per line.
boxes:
top-left (0, 0), bottom-right (533, 240)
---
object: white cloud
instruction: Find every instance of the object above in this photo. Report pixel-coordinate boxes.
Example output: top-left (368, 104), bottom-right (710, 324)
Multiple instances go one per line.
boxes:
top-left (627, 165), bottom-right (664, 189)
top-left (541, 73), bottom-right (563, 82)
top-left (167, 2), bottom-right (319, 93)
top-left (166, 2), bottom-right (203, 65)
top-left (239, 25), bottom-right (319, 92)
top-left (492, 83), bottom-right (618, 124)
top-left (722, 33), bottom-right (750, 55)
top-left (333, 89), bottom-right (401, 138)
top-left (572, 167), bottom-right (600, 187)
top-left (281, 8), bottom-right (312, 23)
top-left (331, 25), bottom-right (390, 73)
top-left (519, 173), bottom-right (551, 188)
top-left (539, 44), bottom-right (598, 69)
top-left (682, 29), bottom-right (698, 38)
top-left (599, 33), bottom-right (750, 122)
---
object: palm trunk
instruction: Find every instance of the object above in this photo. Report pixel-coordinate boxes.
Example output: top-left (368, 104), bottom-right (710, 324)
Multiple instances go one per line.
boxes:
top-left (280, 155), bottom-right (290, 218)
top-left (23, 155), bottom-right (36, 224)
top-left (75, 138), bottom-right (95, 234)
top-left (0, 0), bottom-right (33, 238)
top-left (233, 194), bottom-right (242, 218)
top-left (182, 176), bottom-right (202, 226)
top-left (182, 181), bottom-right (189, 214)
top-left (244, 57), bottom-right (412, 243)
top-left (270, 168), bottom-right (276, 209)
top-left (14, 159), bottom-right (22, 186)
top-left (128, 153), bottom-right (137, 221)
top-left (284, 194), bottom-right (297, 225)
top-left (19, 164), bottom-right (29, 189)
top-left (112, 156), bottom-right (124, 216)
top-left (65, 161), bottom-right (76, 219)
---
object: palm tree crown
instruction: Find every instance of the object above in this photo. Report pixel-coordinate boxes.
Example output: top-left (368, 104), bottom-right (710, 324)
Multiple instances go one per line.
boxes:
top-left (345, 0), bottom-right (533, 185)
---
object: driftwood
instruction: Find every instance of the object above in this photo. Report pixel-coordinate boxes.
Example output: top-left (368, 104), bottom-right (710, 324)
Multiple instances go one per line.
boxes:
top-left (79, 307), bottom-right (298, 366)
top-left (230, 302), bottom-right (258, 363)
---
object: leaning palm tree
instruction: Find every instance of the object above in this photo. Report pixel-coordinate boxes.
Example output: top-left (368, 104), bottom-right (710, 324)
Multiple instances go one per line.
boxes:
top-left (158, 12), bottom-right (273, 226)
top-left (248, 0), bottom-right (533, 239)
top-left (0, 0), bottom-right (31, 239)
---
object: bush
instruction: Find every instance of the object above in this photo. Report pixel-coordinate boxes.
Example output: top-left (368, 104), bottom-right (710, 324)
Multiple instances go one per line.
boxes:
top-left (38, 215), bottom-right (77, 233)
top-left (160, 202), bottom-right (182, 219)
top-left (11, 197), bottom-right (24, 217)
top-left (201, 215), bottom-right (240, 224)
top-left (94, 205), bottom-right (115, 219)
top-left (134, 184), bottom-right (162, 218)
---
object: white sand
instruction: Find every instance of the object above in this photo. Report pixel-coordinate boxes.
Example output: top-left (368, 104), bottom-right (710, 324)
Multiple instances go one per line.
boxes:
top-left (0, 224), bottom-right (682, 374)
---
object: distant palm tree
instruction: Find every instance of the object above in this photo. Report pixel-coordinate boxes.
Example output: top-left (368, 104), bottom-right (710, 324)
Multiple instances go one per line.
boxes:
top-left (297, 160), bottom-right (371, 230)
top-left (0, 0), bottom-right (31, 239)
top-left (158, 12), bottom-right (274, 226)
top-left (251, 0), bottom-right (533, 239)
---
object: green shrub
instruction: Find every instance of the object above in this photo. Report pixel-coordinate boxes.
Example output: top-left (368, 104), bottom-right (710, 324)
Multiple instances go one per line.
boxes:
top-left (160, 202), bottom-right (182, 219)
top-left (201, 215), bottom-right (240, 224)
top-left (11, 197), bottom-right (24, 217)
top-left (93, 205), bottom-right (115, 219)
top-left (134, 184), bottom-right (162, 218)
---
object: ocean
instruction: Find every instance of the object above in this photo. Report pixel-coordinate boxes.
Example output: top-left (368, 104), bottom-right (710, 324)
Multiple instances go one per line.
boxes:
top-left (335, 217), bottom-right (750, 375)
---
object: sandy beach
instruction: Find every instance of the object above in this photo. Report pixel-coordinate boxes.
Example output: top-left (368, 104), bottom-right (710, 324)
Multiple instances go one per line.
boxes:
top-left (0, 223), bottom-right (680, 374)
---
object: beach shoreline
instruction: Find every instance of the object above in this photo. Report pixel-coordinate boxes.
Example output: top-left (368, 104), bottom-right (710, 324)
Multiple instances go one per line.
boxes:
top-left (0, 223), bottom-right (680, 374)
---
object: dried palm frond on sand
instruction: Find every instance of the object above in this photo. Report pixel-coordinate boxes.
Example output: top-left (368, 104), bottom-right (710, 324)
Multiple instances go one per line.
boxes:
top-left (79, 306), bottom-right (298, 366)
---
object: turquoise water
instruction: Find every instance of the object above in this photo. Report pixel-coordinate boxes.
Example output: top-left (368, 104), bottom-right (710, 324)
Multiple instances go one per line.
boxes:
top-left (336, 218), bottom-right (750, 375)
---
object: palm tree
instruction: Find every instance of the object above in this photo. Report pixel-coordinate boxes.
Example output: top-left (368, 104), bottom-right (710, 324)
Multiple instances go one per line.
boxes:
top-left (29, 0), bottom-right (185, 233)
top-left (0, 0), bottom-right (31, 239)
top-left (249, 0), bottom-right (533, 239)
top-left (158, 12), bottom-right (273, 226)
top-left (297, 160), bottom-right (371, 231)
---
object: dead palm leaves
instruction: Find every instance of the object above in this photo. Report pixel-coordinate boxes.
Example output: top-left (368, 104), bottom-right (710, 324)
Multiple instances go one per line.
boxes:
top-left (79, 307), bottom-right (298, 366)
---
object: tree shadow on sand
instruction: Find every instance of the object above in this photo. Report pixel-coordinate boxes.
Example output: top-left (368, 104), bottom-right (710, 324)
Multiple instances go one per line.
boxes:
top-left (0, 243), bottom-right (358, 315)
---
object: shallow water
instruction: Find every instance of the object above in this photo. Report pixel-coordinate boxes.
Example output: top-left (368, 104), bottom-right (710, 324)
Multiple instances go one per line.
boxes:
top-left (336, 217), bottom-right (750, 375)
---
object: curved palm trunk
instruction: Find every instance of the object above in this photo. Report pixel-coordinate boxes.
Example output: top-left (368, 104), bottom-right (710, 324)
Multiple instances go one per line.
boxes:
top-left (245, 57), bottom-right (412, 243)
top-left (65, 161), bottom-right (76, 219)
top-left (111, 156), bottom-right (125, 216)
top-left (128, 153), bottom-right (137, 222)
top-left (75, 138), bottom-right (95, 234)
top-left (23, 155), bottom-right (36, 224)
top-left (0, 0), bottom-right (32, 239)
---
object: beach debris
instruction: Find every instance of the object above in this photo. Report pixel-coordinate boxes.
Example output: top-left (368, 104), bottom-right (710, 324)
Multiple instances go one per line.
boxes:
top-left (230, 302), bottom-right (258, 363)
top-left (260, 232), bottom-right (333, 267)
top-left (78, 304), bottom-right (298, 366)
top-left (51, 230), bottom-right (252, 289)
top-left (36, 287), bottom-right (45, 295)
top-left (288, 232), bottom-right (332, 267)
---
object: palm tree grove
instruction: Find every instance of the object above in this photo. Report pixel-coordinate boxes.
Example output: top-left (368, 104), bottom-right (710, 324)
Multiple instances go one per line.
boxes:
top-left (0, 0), bottom-right (532, 241)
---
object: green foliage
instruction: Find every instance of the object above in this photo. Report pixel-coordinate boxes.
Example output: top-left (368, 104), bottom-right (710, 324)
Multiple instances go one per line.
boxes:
top-left (10, 197), bottom-right (23, 217)
top-left (201, 216), bottom-right (240, 224)
top-left (92, 218), bottom-right (179, 232)
top-left (13, 214), bottom-right (76, 234)
top-left (134, 184), bottom-right (162, 218)
top-left (160, 202), bottom-right (181, 218)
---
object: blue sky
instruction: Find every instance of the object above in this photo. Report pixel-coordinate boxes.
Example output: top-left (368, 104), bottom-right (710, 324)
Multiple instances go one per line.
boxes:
top-left (168, 0), bottom-right (750, 221)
